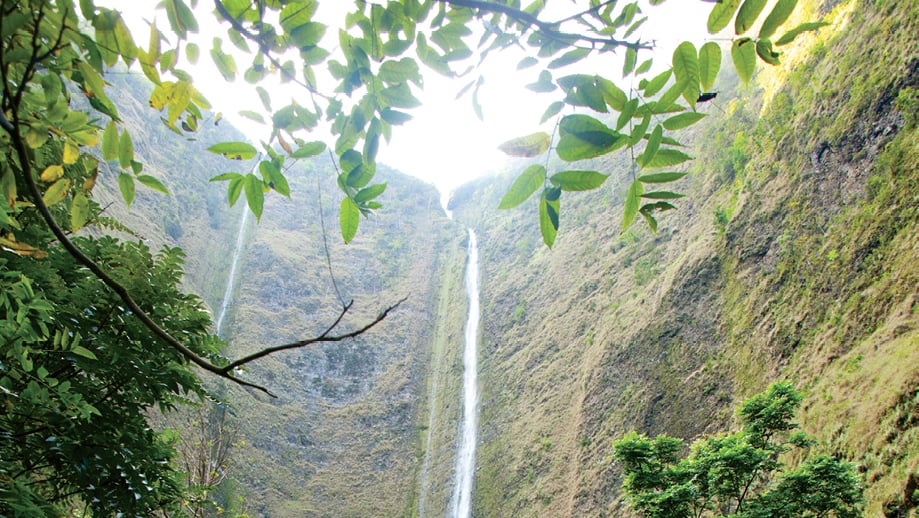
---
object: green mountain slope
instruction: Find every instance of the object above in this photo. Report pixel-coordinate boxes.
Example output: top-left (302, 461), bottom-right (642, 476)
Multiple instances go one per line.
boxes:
top-left (448, 0), bottom-right (917, 515)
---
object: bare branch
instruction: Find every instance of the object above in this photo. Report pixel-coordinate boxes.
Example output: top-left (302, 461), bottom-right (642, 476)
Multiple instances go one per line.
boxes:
top-left (220, 297), bottom-right (407, 372)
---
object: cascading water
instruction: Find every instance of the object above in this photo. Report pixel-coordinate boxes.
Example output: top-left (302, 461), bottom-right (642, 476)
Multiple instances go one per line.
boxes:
top-left (449, 229), bottom-right (480, 518)
top-left (214, 207), bottom-right (249, 337)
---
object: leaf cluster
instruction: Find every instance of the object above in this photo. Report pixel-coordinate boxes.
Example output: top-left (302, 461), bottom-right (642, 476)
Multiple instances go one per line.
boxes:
top-left (611, 382), bottom-right (863, 518)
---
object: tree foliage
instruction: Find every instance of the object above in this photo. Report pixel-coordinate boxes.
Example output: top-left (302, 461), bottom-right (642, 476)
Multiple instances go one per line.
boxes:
top-left (612, 382), bottom-right (863, 518)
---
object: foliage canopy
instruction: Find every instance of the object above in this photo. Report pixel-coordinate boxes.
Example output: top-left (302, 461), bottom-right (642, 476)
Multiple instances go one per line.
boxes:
top-left (612, 382), bottom-right (863, 517)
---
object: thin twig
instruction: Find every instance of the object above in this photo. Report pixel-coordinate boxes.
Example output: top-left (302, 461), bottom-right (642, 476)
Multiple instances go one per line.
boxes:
top-left (439, 0), bottom-right (652, 51)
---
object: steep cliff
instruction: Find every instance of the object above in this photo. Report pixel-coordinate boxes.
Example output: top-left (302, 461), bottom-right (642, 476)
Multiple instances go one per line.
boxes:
top-left (449, 1), bottom-right (917, 515)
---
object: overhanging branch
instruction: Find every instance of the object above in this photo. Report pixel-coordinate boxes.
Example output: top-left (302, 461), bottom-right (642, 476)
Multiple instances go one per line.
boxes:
top-left (438, 0), bottom-right (653, 51)
top-left (0, 107), bottom-right (402, 398)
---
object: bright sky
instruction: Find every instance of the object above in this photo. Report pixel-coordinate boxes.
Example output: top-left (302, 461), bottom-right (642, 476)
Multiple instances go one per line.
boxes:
top-left (100, 1), bottom-right (709, 194)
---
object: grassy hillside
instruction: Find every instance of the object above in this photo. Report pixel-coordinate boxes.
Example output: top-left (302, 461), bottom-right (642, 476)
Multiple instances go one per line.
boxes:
top-left (449, 0), bottom-right (918, 515)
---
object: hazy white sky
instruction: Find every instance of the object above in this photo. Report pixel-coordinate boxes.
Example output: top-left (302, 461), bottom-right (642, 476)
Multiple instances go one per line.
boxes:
top-left (100, 1), bottom-right (709, 193)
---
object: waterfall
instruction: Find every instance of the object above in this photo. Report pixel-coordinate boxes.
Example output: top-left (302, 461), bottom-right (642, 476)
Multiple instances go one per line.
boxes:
top-left (214, 207), bottom-right (249, 337)
top-left (450, 229), bottom-right (480, 518)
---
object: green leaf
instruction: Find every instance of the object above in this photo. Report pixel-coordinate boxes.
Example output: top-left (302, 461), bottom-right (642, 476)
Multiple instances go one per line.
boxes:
top-left (598, 77), bottom-right (628, 111)
top-left (499, 165), bottom-right (546, 209)
top-left (71, 192), bottom-right (90, 230)
top-left (118, 129), bottom-right (134, 169)
top-left (227, 177), bottom-right (244, 205)
top-left (207, 141), bottom-right (258, 160)
top-left (540, 101), bottom-right (565, 124)
top-left (380, 108), bottom-right (412, 125)
top-left (759, 0), bottom-right (797, 38)
top-left (557, 115), bottom-right (625, 161)
top-left (256, 86), bottom-right (272, 112)
top-left (259, 161), bottom-right (290, 197)
top-left (672, 41), bottom-right (700, 108)
top-left (549, 170), bottom-right (609, 191)
top-left (137, 175), bottom-right (168, 194)
top-left (635, 58), bottom-right (653, 75)
top-left (641, 191), bottom-right (686, 199)
top-left (644, 148), bottom-right (693, 168)
top-left (118, 173), bottom-right (135, 206)
top-left (549, 47), bottom-right (590, 69)
top-left (379, 83), bottom-right (422, 109)
top-left (735, 0), bottom-right (768, 35)
top-left (638, 124), bottom-right (663, 167)
top-left (616, 98), bottom-right (638, 131)
top-left (340, 197), bottom-right (360, 243)
top-left (775, 21), bottom-right (829, 45)
top-left (539, 187), bottom-right (560, 248)
top-left (699, 42), bottom-right (721, 91)
top-left (239, 110), bottom-right (265, 124)
top-left (623, 47), bottom-right (637, 77)
top-left (210, 38), bottom-right (237, 81)
top-left (497, 132), bottom-right (551, 158)
top-left (291, 141), bottom-right (326, 158)
top-left (186, 42), bottom-right (199, 64)
top-left (354, 183), bottom-right (387, 203)
top-left (164, 0), bottom-right (198, 39)
top-left (644, 68), bottom-right (672, 98)
top-left (379, 58), bottom-right (421, 85)
top-left (732, 37), bottom-right (757, 84)
top-left (756, 39), bottom-right (781, 65)
top-left (622, 179), bottom-right (643, 233)
top-left (708, 0), bottom-right (741, 34)
top-left (638, 172), bottom-right (688, 183)
top-left (71, 345), bottom-right (97, 360)
top-left (629, 114), bottom-right (652, 147)
top-left (102, 120), bottom-right (119, 161)
top-left (663, 112), bottom-right (707, 130)
top-left (42, 179), bottom-right (71, 206)
top-left (209, 172), bottom-right (242, 182)
top-left (517, 56), bottom-right (538, 69)
top-left (243, 174), bottom-right (264, 220)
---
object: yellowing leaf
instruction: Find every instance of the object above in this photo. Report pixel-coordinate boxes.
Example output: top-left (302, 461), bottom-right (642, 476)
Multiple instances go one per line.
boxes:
top-left (40, 165), bottom-right (64, 182)
top-left (71, 192), bottom-right (89, 231)
top-left (42, 178), bottom-right (71, 206)
top-left (62, 142), bottom-right (80, 165)
top-left (497, 132), bottom-right (551, 158)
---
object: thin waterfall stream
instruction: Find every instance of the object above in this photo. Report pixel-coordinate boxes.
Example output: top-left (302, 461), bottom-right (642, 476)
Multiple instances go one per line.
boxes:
top-left (214, 207), bottom-right (249, 337)
top-left (450, 229), bottom-right (480, 518)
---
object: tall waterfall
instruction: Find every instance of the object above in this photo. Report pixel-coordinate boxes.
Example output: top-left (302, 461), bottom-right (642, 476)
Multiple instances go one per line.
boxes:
top-left (450, 229), bottom-right (480, 518)
top-left (214, 207), bottom-right (249, 337)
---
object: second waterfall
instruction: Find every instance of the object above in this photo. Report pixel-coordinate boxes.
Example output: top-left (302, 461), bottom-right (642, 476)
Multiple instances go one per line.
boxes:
top-left (450, 229), bottom-right (481, 518)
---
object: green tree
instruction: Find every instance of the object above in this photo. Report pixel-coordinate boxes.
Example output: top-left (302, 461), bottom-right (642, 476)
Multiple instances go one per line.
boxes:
top-left (612, 382), bottom-right (863, 517)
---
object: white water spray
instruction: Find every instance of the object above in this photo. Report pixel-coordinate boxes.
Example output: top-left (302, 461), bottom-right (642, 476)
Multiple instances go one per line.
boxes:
top-left (450, 229), bottom-right (480, 518)
top-left (215, 207), bottom-right (249, 337)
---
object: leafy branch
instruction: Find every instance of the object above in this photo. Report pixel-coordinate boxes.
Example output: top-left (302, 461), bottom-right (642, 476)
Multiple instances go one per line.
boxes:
top-left (438, 0), bottom-right (653, 51)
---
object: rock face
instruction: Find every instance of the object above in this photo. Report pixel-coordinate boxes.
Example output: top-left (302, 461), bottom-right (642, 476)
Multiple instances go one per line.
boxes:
top-left (211, 164), bottom-right (463, 517)
top-left (446, 1), bottom-right (918, 516)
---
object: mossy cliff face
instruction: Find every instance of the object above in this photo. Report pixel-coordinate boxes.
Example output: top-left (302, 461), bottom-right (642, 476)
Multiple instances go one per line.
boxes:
top-left (214, 165), bottom-right (463, 517)
top-left (449, 1), bottom-right (918, 515)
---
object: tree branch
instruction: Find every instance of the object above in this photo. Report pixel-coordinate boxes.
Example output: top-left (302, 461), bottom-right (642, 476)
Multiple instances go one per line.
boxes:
top-left (220, 297), bottom-right (407, 372)
top-left (438, 0), bottom-right (653, 51)
top-left (0, 107), bottom-right (401, 398)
